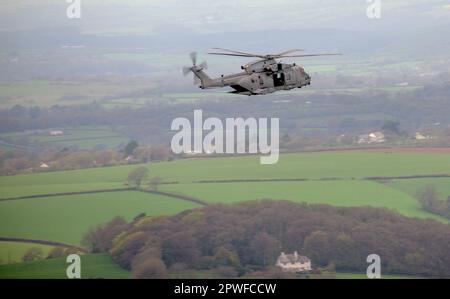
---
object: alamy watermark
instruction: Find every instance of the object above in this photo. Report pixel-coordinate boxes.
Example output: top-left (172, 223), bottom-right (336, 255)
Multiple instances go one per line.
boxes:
top-left (66, 254), bottom-right (81, 279)
top-left (66, 0), bottom-right (82, 19)
top-left (170, 110), bottom-right (279, 165)
top-left (367, 0), bottom-right (381, 19)
top-left (366, 254), bottom-right (381, 279)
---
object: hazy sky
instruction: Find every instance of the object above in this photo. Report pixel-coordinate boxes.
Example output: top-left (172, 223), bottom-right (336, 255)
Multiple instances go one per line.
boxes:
top-left (1, 0), bottom-right (449, 34)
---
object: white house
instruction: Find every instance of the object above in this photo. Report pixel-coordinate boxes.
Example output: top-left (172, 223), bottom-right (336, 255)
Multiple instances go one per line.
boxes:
top-left (276, 251), bottom-right (312, 273)
top-left (415, 132), bottom-right (431, 140)
top-left (49, 130), bottom-right (64, 136)
top-left (40, 162), bottom-right (50, 169)
top-left (358, 131), bottom-right (385, 144)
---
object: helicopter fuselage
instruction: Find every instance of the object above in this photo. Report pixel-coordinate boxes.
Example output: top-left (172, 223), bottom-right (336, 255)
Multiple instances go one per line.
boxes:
top-left (192, 59), bottom-right (311, 96)
top-left (183, 49), bottom-right (339, 95)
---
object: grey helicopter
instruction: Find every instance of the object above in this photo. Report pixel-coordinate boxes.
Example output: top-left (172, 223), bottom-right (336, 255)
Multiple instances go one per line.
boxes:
top-left (183, 48), bottom-right (340, 96)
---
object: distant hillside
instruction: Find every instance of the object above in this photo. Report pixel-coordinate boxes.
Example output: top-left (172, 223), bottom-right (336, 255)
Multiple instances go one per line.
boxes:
top-left (2, 23), bottom-right (449, 60)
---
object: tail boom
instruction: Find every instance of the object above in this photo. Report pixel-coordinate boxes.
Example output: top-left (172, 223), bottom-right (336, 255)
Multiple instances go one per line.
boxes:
top-left (191, 67), bottom-right (221, 89)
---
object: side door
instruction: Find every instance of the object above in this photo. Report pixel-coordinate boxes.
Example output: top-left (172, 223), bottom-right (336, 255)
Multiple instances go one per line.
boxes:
top-left (273, 72), bottom-right (285, 87)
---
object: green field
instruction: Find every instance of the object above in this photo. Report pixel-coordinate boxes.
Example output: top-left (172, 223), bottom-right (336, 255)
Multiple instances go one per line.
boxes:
top-left (0, 182), bottom-right (123, 199)
top-left (0, 241), bottom-right (55, 265)
top-left (0, 254), bottom-right (131, 279)
top-left (1, 254), bottom-right (420, 279)
top-left (0, 126), bottom-right (129, 150)
top-left (0, 151), bottom-right (449, 278)
top-left (1, 152), bottom-right (450, 206)
top-left (1, 152), bottom-right (449, 187)
top-left (0, 191), bottom-right (200, 245)
top-left (387, 177), bottom-right (450, 200)
top-left (0, 80), bottom-right (152, 108)
top-left (0, 256), bottom-right (423, 279)
top-left (159, 181), bottom-right (446, 221)
top-left (0, 152), bottom-right (449, 238)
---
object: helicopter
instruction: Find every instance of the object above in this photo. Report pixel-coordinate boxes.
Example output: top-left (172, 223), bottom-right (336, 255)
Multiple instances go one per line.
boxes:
top-left (183, 48), bottom-right (341, 96)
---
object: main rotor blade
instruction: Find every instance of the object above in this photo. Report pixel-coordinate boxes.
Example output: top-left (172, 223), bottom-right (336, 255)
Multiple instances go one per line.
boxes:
top-left (279, 53), bottom-right (342, 58)
top-left (208, 51), bottom-right (341, 59)
top-left (212, 47), bottom-right (261, 57)
top-left (208, 52), bottom-right (264, 58)
top-left (190, 52), bottom-right (197, 65)
top-left (274, 49), bottom-right (304, 56)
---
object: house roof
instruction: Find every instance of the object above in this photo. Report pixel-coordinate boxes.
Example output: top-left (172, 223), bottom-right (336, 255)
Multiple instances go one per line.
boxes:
top-left (277, 252), bottom-right (310, 264)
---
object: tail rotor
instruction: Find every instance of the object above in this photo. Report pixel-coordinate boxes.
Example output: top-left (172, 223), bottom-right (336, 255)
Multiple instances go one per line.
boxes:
top-left (183, 52), bottom-right (208, 85)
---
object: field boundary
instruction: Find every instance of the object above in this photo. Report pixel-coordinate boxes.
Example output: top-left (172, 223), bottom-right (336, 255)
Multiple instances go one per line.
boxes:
top-left (0, 237), bottom-right (88, 253)
top-left (1, 146), bottom-right (448, 177)
top-left (179, 146), bottom-right (450, 160)
top-left (0, 188), bottom-right (135, 202)
top-left (2, 174), bottom-right (448, 202)
top-left (138, 189), bottom-right (208, 206)
top-left (192, 174), bottom-right (450, 184)
top-left (0, 187), bottom-right (208, 206)
top-left (45, 135), bottom-right (123, 143)
top-left (365, 174), bottom-right (450, 180)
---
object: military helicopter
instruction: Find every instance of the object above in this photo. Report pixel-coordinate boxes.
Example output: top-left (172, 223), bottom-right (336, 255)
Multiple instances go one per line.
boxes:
top-left (183, 48), bottom-right (340, 96)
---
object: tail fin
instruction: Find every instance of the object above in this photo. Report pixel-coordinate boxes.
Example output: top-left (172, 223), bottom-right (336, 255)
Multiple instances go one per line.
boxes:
top-left (192, 68), bottom-right (213, 88)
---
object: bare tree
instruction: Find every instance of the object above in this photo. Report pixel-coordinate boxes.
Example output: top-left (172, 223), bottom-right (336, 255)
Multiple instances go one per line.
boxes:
top-left (149, 176), bottom-right (162, 191)
top-left (127, 166), bottom-right (149, 188)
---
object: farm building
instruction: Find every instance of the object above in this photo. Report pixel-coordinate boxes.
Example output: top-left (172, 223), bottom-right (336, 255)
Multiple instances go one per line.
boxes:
top-left (358, 131), bottom-right (385, 144)
top-left (49, 130), bottom-right (64, 136)
top-left (276, 251), bottom-right (311, 273)
top-left (39, 162), bottom-right (50, 169)
top-left (415, 132), bottom-right (432, 140)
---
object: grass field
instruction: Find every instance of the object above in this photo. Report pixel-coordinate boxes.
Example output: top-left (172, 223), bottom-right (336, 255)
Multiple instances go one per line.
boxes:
top-left (0, 182), bottom-right (123, 199)
top-left (0, 152), bottom-right (449, 244)
top-left (1, 152), bottom-right (449, 205)
top-left (159, 181), bottom-right (447, 221)
top-left (1, 254), bottom-right (420, 279)
top-left (0, 151), bottom-right (449, 278)
top-left (0, 80), bottom-right (152, 109)
top-left (0, 191), bottom-right (200, 245)
top-left (387, 178), bottom-right (450, 200)
top-left (1, 152), bottom-right (449, 188)
top-left (0, 254), bottom-right (130, 279)
top-left (0, 126), bottom-right (129, 150)
top-left (0, 241), bottom-right (54, 265)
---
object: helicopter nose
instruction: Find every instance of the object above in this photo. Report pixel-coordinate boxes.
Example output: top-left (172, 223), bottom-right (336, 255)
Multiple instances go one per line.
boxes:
top-left (305, 74), bottom-right (311, 85)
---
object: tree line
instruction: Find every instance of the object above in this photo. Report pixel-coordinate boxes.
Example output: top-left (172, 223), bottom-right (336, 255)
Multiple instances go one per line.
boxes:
top-left (82, 200), bottom-right (450, 278)
top-left (0, 141), bottom-right (171, 176)
top-left (416, 185), bottom-right (450, 219)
